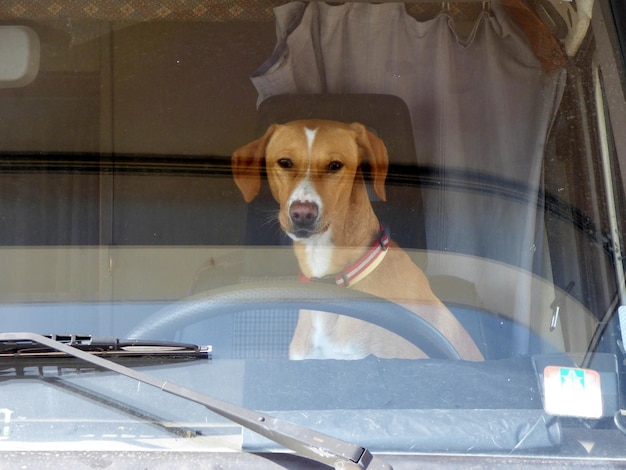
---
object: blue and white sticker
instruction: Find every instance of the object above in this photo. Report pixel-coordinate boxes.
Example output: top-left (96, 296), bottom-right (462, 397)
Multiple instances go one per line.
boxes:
top-left (543, 366), bottom-right (603, 419)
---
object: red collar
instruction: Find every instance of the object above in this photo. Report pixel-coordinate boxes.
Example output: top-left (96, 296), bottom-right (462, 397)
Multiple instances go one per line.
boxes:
top-left (299, 225), bottom-right (390, 288)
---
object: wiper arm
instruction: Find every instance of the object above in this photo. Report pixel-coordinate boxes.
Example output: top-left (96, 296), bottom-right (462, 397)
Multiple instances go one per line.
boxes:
top-left (0, 333), bottom-right (210, 360)
top-left (0, 332), bottom-right (391, 470)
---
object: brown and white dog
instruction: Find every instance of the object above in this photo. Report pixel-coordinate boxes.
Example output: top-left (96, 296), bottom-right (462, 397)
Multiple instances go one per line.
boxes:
top-left (232, 120), bottom-right (483, 361)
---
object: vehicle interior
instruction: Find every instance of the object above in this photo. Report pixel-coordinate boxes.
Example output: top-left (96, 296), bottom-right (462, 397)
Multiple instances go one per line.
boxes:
top-left (2, 0), bottom-right (626, 465)
top-left (0, 0), bottom-right (615, 355)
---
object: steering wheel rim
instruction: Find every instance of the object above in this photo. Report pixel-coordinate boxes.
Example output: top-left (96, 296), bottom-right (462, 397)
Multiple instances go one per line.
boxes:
top-left (126, 280), bottom-right (461, 360)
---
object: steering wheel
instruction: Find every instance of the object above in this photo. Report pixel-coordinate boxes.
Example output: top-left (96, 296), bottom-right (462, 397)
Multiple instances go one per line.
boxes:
top-left (126, 281), bottom-right (461, 360)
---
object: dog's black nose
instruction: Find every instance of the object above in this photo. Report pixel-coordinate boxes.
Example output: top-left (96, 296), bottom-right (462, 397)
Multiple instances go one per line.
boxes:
top-left (289, 201), bottom-right (318, 230)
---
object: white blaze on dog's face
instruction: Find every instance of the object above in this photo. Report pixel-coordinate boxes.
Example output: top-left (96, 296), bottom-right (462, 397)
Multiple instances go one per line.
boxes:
top-left (264, 122), bottom-right (363, 242)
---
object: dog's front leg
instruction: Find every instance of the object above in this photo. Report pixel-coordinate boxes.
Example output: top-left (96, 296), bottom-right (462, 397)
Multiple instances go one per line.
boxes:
top-left (288, 309), bottom-right (317, 360)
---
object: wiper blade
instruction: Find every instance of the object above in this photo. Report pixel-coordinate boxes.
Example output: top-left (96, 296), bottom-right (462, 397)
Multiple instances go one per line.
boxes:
top-left (0, 333), bottom-right (211, 360)
top-left (0, 332), bottom-right (391, 470)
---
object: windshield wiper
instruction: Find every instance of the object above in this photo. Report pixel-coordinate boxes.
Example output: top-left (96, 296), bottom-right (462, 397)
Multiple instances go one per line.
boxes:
top-left (0, 332), bottom-right (391, 470)
top-left (0, 333), bottom-right (210, 360)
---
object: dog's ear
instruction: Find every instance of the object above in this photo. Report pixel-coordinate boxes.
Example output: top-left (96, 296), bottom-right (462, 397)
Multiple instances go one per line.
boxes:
top-left (231, 125), bottom-right (277, 202)
top-left (350, 123), bottom-right (388, 202)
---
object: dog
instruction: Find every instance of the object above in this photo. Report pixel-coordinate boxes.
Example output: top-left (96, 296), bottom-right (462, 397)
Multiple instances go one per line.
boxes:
top-left (232, 119), bottom-right (483, 361)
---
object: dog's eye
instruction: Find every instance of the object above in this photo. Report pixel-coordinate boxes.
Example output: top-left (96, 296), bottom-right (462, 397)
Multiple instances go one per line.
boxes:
top-left (327, 161), bottom-right (343, 173)
top-left (277, 158), bottom-right (293, 169)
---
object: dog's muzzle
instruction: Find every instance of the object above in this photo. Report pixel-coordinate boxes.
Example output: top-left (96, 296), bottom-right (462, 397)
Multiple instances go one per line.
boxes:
top-left (289, 200), bottom-right (319, 238)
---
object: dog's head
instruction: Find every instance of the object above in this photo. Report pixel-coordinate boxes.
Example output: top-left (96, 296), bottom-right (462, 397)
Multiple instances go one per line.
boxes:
top-left (232, 119), bottom-right (388, 241)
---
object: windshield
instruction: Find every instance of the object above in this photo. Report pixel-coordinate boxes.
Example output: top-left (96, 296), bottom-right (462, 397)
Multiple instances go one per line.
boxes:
top-left (2, 0), bottom-right (626, 467)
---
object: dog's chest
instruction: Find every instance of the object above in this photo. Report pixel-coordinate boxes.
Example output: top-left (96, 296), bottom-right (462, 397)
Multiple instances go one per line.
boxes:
top-left (302, 230), bottom-right (334, 278)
